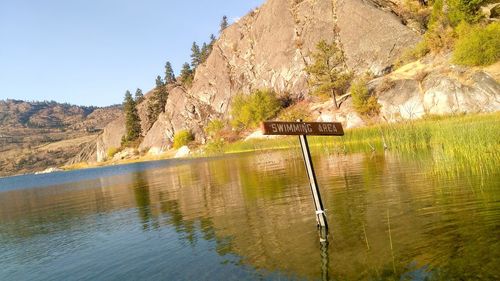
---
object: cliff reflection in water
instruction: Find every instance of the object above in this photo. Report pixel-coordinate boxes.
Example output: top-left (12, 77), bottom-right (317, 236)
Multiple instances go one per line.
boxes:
top-left (0, 150), bottom-right (498, 280)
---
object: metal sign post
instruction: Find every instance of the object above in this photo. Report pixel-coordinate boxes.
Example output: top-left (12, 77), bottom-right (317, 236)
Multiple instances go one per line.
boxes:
top-left (261, 120), bottom-right (344, 231)
top-left (299, 133), bottom-right (328, 229)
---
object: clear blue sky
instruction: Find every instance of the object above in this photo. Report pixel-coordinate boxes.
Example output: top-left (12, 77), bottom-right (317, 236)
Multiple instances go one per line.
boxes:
top-left (0, 0), bottom-right (264, 106)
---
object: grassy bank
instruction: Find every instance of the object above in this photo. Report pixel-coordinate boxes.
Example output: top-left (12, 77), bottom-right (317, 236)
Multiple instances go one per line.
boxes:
top-left (64, 113), bottom-right (499, 177)
top-left (219, 112), bottom-right (500, 175)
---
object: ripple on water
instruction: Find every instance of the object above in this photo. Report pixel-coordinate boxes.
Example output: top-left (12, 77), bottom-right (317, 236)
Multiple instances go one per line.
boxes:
top-left (0, 151), bottom-right (499, 280)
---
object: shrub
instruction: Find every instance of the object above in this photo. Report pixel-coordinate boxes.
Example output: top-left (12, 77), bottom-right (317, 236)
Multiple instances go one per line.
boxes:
top-left (351, 79), bottom-right (381, 117)
top-left (424, 21), bottom-right (456, 53)
top-left (277, 101), bottom-right (311, 121)
top-left (447, 0), bottom-right (488, 26)
top-left (453, 22), bottom-right (500, 66)
top-left (230, 89), bottom-right (282, 129)
top-left (394, 39), bottom-right (431, 69)
top-left (401, 0), bottom-right (432, 30)
top-left (107, 147), bottom-right (120, 159)
top-left (173, 130), bottom-right (194, 149)
top-left (205, 119), bottom-right (225, 139)
top-left (204, 139), bottom-right (226, 155)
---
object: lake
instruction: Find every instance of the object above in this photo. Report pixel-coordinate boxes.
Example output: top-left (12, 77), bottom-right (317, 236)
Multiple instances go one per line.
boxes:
top-left (0, 149), bottom-right (499, 280)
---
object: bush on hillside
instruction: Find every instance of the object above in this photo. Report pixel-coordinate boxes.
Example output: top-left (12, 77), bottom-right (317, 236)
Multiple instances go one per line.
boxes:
top-left (230, 89), bottom-right (281, 129)
top-left (205, 119), bottom-right (225, 139)
top-left (173, 130), bottom-right (194, 149)
top-left (107, 147), bottom-right (120, 159)
top-left (453, 22), bottom-right (500, 66)
top-left (277, 101), bottom-right (311, 122)
top-left (351, 79), bottom-right (380, 117)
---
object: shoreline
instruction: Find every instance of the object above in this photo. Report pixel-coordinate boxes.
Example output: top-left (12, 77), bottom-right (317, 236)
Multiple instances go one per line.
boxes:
top-left (2, 112), bottom-right (499, 179)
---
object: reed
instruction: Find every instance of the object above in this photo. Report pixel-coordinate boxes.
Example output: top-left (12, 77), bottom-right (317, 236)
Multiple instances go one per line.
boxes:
top-left (220, 112), bottom-right (500, 175)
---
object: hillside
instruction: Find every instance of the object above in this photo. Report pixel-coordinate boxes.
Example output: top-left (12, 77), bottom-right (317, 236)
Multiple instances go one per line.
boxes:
top-left (94, 0), bottom-right (499, 162)
top-left (0, 100), bottom-right (121, 177)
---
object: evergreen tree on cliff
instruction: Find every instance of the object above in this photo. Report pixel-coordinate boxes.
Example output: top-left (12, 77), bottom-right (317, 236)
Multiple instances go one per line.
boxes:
top-left (164, 62), bottom-right (176, 84)
top-left (200, 42), bottom-right (209, 63)
top-left (134, 88), bottom-right (144, 104)
top-left (191, 42), bottom-right (202, 68)
top-left (146, 76), bottom-right (169, 128)
top-left (122, 90), bottom-right (141, 146)
top-left (209, 34), bottom-right (216, 50)
top-left (306, 40), bottom-right (352, 109)
top-left (220, 16), bottom-right (229, 34)
top-left (179, 63), bottom-right (194, 87)
top-left (155, 76), bottom-right (168, 113)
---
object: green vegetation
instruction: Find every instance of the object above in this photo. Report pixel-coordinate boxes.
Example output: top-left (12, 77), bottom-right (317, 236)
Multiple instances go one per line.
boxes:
top-left (220, 15), bottom-right (229, 33)
top-left (179, 63), bottom-right (194, 87)
top-left (146, 76), bottom-right (169, 128)
top-left (205, 119), bottom-right (225, 138)
top-left (122, 90), bottom-right (142, 146)
top-left (173, 130), bottom-right (194, 149)
top-left (350, 78), bottom-right (380, 117)
top-left (277, 102), bottom-right (311, 122)
top-left (106, 147), bottom-right (120, 159)
top-left (230, 89), bottom-right (281, 130)
top-left (191, 42), bottom-right (202, 69)
top-left (306, 40), bottom-right (353, 108)
top-left (396, 0), bottom-right (499, 67)
top-left (134, 88), bottom-right (144, 104)
top-left (217, 113), bottom-right (500, 176)
top-left (446, 0), bottom-right (489, 26)
top-left (204, 119), bottom-right (228, 155)
top-left (164, 61), bottom-right (176, 84)
top-left (453, 22), bottom-right (500, 66)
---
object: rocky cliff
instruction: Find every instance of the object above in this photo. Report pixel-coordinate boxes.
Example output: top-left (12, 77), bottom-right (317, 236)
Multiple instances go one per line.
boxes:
top-left (97, 0), bottom-right (421, 158)
top-left (96, 0), bottom-right (499, 160)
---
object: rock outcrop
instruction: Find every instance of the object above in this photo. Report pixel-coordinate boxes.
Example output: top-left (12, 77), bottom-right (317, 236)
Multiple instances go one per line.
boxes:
top-left (94, 0), bottom-right (499, 161)
top-left (118, 0), bottom-right (420, 156)
top-left (96, 116), bottom-right (125, 162)
top-left (377, 61), bottom-right (500, 121)
top-left (189, 0), bottom-right (418, 116)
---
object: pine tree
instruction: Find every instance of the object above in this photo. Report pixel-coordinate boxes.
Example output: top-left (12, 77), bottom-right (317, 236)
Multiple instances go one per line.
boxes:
top-left (146, 76), bottom-right (169, 128)
top-left (134, 88), bottom-right (144, 104)
top-left (156, 85), bottom-right (168, 114)
top-left (200, 42), bottom-right (209, 63)
top-left (209, 34), bottom-right (217, 48)
top-left (155, 75), bottom-right (164, 88)
top-left (191, 42), bottom-right (202, 69)
top-left (306, 40), bottom-right (353, 109)
top-left (122, 90), bottom-right (142, 146)
top-left (208, 34), bottom-right (217, 55)
top-left (220, 16), bottom-right (229, 34)
top-left (164, 61), bottom-right (176, 84)
top-left (179, 62), bottom-right (194, 87)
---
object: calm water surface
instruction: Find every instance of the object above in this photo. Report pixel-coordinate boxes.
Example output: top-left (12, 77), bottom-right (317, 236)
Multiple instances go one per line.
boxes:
top-left (0, 150), bottom-right (499, 280)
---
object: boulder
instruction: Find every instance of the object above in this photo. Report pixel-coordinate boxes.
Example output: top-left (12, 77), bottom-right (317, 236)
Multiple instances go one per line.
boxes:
top-left (96, 115), bottom-right (125, 162)
top-left (174, 146), bottom-right (191, 158)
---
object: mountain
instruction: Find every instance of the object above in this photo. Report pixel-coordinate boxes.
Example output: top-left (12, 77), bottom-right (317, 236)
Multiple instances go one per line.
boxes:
top-left (0, 100), bottom-right (121, 177)
top-left (95, 0), bottom-right (499, 162)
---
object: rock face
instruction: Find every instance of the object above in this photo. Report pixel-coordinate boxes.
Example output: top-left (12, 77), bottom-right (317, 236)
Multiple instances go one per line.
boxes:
top-left (378, 70), bottom-right (500, 121)
top-left (96, 116), bottom-right (125, 162)
top-left (95, 0), bottom-right (499, 161)
top-left (122, 0), bottom-right (420, 156)
top-left (190, 0), bottom-right (418, 116)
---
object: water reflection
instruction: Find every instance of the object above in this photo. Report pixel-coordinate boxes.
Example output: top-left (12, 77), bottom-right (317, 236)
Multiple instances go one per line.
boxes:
top-left (0, 151), bottom-right (499, 280)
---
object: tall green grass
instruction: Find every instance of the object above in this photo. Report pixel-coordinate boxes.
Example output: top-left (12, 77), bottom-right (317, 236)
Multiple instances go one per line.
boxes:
top-left (219, 113), bottom-right (500, 176)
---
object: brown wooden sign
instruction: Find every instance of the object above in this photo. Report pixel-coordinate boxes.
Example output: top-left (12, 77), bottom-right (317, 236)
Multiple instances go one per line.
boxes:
top-left (261, 121), bottom-right (344, 136)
